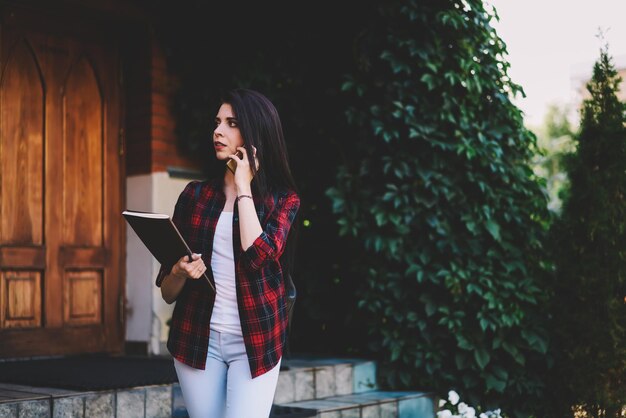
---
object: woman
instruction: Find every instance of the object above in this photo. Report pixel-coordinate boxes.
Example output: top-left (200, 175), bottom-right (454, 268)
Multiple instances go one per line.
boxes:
top-left (155, 88), bottom-right (300, 418)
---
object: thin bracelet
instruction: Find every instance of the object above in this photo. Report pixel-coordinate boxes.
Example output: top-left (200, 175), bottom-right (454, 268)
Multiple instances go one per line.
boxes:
top-left (236, 194), bottom-right (253, 203)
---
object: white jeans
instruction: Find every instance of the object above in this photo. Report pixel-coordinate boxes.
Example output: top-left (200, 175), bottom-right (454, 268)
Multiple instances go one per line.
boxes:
top-left (173, 329), bottom-right (281, 418)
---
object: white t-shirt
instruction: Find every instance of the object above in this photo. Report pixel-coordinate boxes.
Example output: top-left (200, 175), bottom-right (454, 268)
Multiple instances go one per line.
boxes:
top-left (209, 211), bottom-right (243, 336)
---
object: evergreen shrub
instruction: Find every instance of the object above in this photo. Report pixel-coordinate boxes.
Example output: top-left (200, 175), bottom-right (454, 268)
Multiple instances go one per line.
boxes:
top-left (548, 45), bottom-right (626, 418)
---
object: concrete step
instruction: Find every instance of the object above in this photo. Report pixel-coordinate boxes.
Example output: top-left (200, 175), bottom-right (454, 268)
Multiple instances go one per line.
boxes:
top-left (274, 357), bottom-right (378, 404)
top-left (276, 390), bottom-right (436, 418)
top-left (0, 382), bottom-right (174, 418)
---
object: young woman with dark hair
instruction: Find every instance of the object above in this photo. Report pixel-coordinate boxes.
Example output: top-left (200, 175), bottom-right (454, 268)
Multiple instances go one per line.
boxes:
top-left (155, 88), bottom-right (300, 418)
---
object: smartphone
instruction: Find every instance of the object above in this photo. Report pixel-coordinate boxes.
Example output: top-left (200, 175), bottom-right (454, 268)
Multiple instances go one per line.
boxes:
top-left (226, 150), bottom-right (243, 174)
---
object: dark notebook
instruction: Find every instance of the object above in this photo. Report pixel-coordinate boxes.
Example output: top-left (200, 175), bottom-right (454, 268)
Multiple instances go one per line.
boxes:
top-left (122, 210), bottom-right (215, 292)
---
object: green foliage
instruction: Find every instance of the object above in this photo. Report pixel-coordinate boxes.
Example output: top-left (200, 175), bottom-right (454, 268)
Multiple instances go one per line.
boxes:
top-left (547, 45), bottom-right (626, 417)
top-left (327, 1), bottom-right (551, 415)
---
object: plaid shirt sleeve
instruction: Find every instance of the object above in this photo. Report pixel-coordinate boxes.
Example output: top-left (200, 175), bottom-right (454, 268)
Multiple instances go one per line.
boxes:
top-left (239, 192), bottom-right (300, 272)
top-left (155, 181), bottom-right (197, 287)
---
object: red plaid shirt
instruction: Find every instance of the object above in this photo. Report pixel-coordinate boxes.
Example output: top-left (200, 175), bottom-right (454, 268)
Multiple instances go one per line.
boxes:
top-left (155, 179), bottom-right (300, 378)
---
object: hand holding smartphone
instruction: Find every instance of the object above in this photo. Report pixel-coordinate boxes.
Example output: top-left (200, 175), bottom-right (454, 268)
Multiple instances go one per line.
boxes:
top-left (226, 147), bottom-right (258, 177)
top-left (226, 150), bottom-right (243, 174)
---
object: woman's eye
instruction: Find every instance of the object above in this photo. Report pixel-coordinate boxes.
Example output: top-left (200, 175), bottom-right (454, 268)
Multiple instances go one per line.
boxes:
top-left (228, 121), bottom-right (238, 127)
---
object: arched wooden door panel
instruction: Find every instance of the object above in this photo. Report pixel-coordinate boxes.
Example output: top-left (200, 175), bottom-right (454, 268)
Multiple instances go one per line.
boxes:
top-left (0, 6), bottom-right (124, 357)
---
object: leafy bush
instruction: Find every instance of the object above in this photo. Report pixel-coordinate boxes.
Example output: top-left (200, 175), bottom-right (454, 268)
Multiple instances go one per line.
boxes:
top-left (547, 45), bottom-right (626, 418)
top-left (327, 1), bottom-right (551, 415)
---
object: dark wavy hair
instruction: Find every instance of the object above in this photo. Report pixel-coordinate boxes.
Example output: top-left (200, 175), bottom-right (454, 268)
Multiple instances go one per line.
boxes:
top-left (218, 88), bottom-right (300, 277)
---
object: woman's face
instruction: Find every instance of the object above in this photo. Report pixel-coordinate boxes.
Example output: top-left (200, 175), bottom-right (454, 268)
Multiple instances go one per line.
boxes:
top-left (213, 103), bottom-right (244, 161)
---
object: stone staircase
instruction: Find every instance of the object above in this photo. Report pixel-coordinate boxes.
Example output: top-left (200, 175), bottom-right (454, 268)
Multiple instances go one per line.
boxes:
top-left (271, 356), bottom-right (435, 418)
top-left (0, 356), bottom-right (435, 418)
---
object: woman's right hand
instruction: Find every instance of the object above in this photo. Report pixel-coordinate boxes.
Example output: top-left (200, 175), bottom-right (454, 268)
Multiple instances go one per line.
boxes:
top-left (171, 253), bottom-right (206, 280)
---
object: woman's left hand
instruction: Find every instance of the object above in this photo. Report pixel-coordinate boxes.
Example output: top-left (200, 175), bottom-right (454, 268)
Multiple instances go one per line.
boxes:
top-left (230, 145), bottom-right (259, 188)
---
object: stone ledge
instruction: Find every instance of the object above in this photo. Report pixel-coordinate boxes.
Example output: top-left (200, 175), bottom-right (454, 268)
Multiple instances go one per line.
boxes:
top-left (277, 390), bottom-right (435, 418)
top-left (0, 384), bottom-right (175, 418)
top-left (275, 357), bottom-right (377, 404)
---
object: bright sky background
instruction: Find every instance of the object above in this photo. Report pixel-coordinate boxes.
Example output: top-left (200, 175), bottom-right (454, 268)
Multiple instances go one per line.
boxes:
top-left (489, 0), bottom-right (626, 127)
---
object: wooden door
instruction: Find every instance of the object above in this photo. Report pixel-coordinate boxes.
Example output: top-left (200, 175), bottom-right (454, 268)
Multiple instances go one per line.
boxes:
top-left (0, 5), bottom-right (124, 356)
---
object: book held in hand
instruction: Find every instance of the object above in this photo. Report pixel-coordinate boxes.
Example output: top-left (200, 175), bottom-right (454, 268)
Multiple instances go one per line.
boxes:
top-left (122, 210), bottom-right (215, 292)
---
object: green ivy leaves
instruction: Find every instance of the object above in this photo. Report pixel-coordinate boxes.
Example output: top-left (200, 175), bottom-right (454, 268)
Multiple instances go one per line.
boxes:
top-left (328, 0), bottom-right (550, 414)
